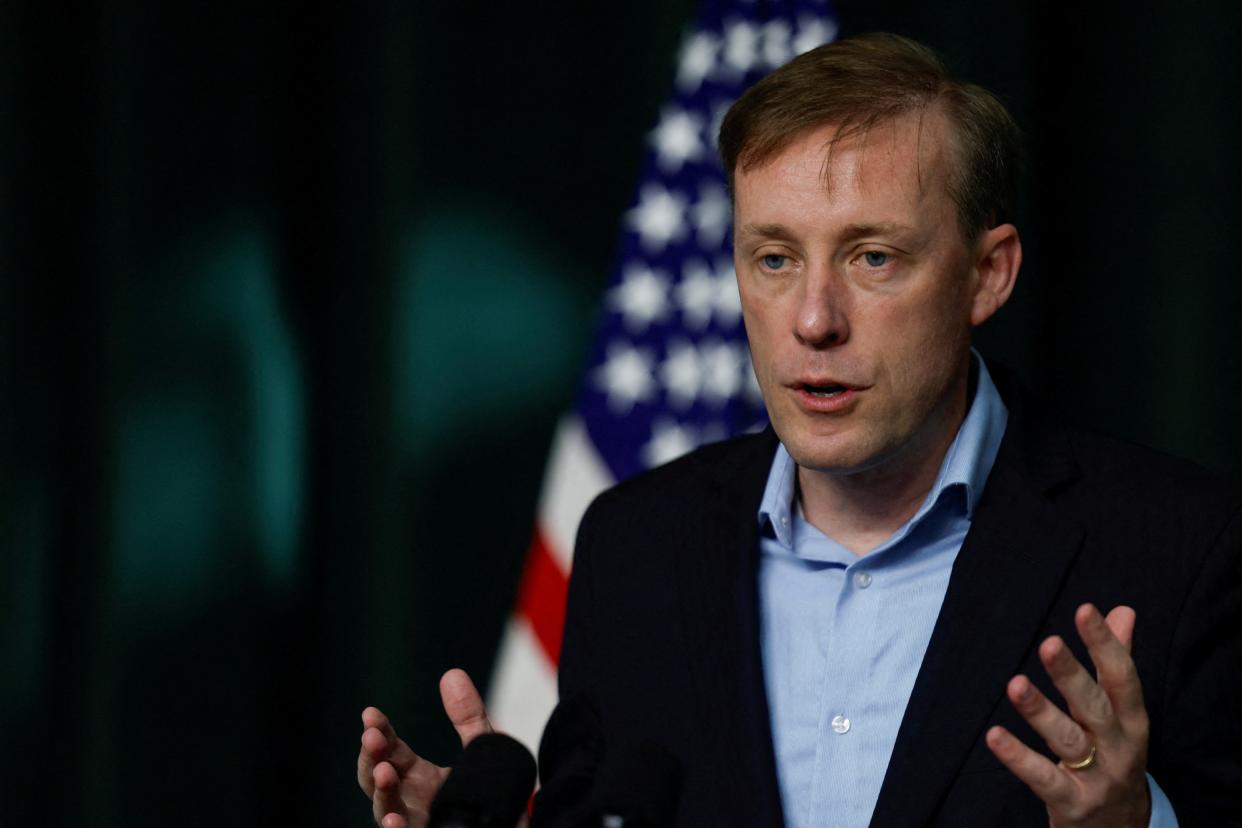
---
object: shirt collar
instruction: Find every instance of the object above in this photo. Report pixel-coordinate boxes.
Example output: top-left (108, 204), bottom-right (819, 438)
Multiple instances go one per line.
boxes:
top-left (757, 351), bottom-right (1009, 549)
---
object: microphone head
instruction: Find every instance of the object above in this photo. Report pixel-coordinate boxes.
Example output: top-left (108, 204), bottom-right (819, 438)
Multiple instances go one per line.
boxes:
top-left (590, 740), bottom-right (683, 828)
top-left (428, 733), bottom-right (537, 828)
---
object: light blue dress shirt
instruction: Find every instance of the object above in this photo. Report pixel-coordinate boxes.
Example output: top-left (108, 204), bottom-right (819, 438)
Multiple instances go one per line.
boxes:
top-left (756, 356), bottom-right (1176, 827)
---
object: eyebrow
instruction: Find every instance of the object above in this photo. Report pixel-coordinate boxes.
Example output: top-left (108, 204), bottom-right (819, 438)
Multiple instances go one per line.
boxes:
top-left (737, 221), bottom-right (918, 245)
top-left (837, 222), bottom-right (918, 243)
top-left (737, 223), bottom-right (798, 243)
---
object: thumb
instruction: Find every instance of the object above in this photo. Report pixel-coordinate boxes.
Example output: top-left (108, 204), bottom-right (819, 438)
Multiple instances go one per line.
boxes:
top-left (1104, 605), bottom-right (1137, 652)
top-left (440, 668), bottom-right (494, 747)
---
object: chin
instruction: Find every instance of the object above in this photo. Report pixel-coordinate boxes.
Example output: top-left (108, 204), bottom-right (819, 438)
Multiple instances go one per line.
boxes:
top-left (779, 431), bottom-right (885, 476)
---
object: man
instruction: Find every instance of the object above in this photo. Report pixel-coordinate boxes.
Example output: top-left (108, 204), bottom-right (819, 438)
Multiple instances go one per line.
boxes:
top-left (359, 34), bottom-right (1242, 826)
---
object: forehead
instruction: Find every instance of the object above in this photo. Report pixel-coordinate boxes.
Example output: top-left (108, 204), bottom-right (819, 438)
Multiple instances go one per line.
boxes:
top-left (733, 109), bottom-right (956, 224)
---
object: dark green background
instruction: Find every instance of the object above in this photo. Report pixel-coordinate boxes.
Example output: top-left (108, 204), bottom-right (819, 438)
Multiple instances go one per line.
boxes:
top-left (3, 1), bottom-right (1240, 824)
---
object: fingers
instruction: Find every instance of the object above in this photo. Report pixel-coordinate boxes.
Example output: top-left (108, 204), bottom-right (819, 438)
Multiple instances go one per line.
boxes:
top-left (1005, 674), bottom-right (1094, 763)
top-left (1028, 605), bottom-right (1146, 753)
top-left (372, 760), bottom-right (411, 827)
top-left (1038, 634), bottom-right (1119, 744)
top-left (994, 606), bottom-right (1152, 823)
top-left (358, 707), bottom-right (388, 797)
top-left (986, 726), bottom-right (1076, 809)
top-left (360, 707), bottom-right (422, 775)
top-left (371, 756), bottom-right (441, 828)
top-left (1075, 604), bottom-right (1147, 727)
top-left (358, 704), bottom-right (453, 828)
top-left (1080, 605), bottom-right (1146, 721)
top-left (439, 669), bottom-right (493, 747)
top-left (1101, 605), bottom-right (1136, 652)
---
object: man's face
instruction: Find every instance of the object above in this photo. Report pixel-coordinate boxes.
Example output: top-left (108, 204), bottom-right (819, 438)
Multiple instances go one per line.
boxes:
top-left (733, 111), bottom-right (985, 476)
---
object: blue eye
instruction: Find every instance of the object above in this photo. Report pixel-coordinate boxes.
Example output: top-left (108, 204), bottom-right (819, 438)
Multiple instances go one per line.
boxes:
top-left (862, 251), bottom-right (889, 267)
top-left (761, 254), bottom-right (788, 270)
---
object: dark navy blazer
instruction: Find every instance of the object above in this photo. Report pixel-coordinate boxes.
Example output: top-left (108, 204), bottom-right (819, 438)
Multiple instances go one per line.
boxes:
top-left (533, 370), bottom-right (1242, 827)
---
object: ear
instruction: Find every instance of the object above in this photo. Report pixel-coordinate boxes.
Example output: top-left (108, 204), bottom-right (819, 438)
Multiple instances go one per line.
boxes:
top-left (968, 223), bottom-right (1021, 327)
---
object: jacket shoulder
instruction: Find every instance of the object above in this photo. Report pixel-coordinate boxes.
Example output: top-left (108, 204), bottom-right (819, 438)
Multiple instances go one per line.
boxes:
top-left (577, 429), bottom-right (776, 535)
top-left (1063, 425), bottom-right (1242, 517)
top-left (589, 428), bottom-right (775, 505)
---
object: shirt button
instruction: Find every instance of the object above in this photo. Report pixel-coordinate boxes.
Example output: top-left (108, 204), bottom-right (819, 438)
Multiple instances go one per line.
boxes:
top-left (854, 571), bottom-right (872, 589)
top-left (780, 515), bottom-right (789, 526)
top-left (831, 714), bottom-right (851, 734)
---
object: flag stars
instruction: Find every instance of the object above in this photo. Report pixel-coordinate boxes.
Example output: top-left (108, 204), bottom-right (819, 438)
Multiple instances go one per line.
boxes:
top-left (761, 20), bottom-right (793, 68)
top-left (658, 338), bottom-right (750, 409)
top-left (690, 182), bottom-right (731, 249)
top-left (627, 184), bottom-right (688, 254)
top-left (794, 16), bottom-right (837, 55)
top-left (588, 14), bottom-right (813, 457)
top-left (675, 260), bottom-right (718, 331)
top-left (676, 31), bottom-right (719, 94)
top-left (700, 339), bottom-right (747, 405)
top-left (650, 107), bottom-right (705, 173)
top-left (675, 257), bottom-right (741, 331)
top-left (609, 264), bottom-right (670, 333)
top-left (642, 418), bottom-right (698, 468)
top-left (660, 340), bottom-right (703, 409)
top-left (722, 18), bottom-right (760, 75)
top-left (595, 341), bottom-right (657, 414)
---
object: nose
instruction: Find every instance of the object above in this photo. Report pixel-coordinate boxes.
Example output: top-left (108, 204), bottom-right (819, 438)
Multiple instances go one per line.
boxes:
top-left (794, 264), bottom-right (849, 348)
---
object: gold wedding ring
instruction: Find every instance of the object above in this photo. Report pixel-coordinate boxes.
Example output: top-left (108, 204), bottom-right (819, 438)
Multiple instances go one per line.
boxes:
top-left (1062, 744), bottom-right (1098, 771)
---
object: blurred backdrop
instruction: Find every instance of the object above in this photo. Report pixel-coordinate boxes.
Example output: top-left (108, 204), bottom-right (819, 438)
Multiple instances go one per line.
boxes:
top-left (3, 0), bottom-right (1241, 824)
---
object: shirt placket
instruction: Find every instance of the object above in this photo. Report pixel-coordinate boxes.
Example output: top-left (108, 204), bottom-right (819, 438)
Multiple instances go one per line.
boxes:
top-left (809, 558), bottom-right (883, 826)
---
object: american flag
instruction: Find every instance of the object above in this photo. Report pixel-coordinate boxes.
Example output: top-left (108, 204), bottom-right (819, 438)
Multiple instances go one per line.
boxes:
top-left (488, 0), bottom-right (839, 753)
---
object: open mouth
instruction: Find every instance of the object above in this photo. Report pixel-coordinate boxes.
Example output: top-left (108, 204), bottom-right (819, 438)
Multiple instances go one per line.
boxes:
top-left (801, 383), bottom-right (849, 398)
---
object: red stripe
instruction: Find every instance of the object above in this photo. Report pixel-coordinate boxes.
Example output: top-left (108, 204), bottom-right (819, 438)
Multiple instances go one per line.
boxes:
top-left (516, 529), bottom-right (570, 667)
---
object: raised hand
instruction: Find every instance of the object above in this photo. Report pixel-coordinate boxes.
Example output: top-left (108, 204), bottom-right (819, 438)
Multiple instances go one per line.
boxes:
top-left (986, 604), bottom-right (1151, 827)
top-left (358, 669), bottom-right (494, 828)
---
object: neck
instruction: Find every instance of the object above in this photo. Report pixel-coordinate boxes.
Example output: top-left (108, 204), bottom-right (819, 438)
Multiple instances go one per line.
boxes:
top-left (796, 365), bottom-right (975, 556)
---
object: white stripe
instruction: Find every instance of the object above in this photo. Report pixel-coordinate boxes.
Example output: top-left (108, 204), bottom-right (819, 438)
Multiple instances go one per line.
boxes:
top-left (488, 415), bottom-right (615, 755)
top-left (537, 415), bottom-right (614, 574)
top-left (487, 617), bottom-right (560, 755)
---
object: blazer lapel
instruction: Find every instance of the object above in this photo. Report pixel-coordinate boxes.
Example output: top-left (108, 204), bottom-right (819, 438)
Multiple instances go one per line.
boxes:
top-left (674, 430), bottom-right (786, 827)
top-left (870, 388), bottom-right (1084, 826)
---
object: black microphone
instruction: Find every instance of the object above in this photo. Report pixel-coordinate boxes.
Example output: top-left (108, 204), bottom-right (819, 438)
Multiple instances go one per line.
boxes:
top-left (428, 733), bottom-right (537, 828)
top-left (587, 740), bottom-right (683, 828)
